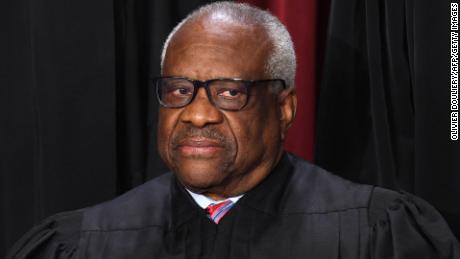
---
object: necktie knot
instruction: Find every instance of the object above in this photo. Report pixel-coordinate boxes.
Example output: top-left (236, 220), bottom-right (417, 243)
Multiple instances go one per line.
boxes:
top-left (206, 200), bottom-right (234, 224)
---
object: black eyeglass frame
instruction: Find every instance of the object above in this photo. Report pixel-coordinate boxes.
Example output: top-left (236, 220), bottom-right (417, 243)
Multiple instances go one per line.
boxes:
top-left (153, 76), bottom-right (287, 111)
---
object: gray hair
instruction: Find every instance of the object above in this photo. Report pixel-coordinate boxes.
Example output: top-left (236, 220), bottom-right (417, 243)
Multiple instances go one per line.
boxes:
top-left (160, 1), bottom-right (296, 88)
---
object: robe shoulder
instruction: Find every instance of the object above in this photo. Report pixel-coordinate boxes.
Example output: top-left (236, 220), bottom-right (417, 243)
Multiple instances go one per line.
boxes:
top-left (287, 154), bottom-right (460, 258)
top-left (368, 187), bottom-right (460, 258)
top-left (6, 173), bottom-right (174, 259)
top-left (6, 210), bottom-right (83, 259)
top-left (284, 153), bottom-right (374, 214)
top-left (82, 172), bottom-right (174, 231)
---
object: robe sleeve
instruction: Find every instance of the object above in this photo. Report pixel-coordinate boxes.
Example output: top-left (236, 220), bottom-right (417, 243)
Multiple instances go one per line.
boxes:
top-left (6, 210), bottom-right (83, 259)
top-left (369, 187), bottom-right (460, 259)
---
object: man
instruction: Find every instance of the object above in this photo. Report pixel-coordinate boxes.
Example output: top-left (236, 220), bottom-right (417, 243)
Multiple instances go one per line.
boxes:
top-left (7, 2), bottom-right (460, 259)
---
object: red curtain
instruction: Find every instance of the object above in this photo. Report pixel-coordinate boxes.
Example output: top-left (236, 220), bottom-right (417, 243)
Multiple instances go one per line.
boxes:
top-left (239, 0), bottom-right (318, 161)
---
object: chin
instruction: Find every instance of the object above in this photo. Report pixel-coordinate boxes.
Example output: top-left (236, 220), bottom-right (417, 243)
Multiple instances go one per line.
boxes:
top-left (178, 173), bottom-right (223, 192)
top-left (174, 164), bottom-right (226, 190)
top-left (168, 151), bottom-right (234, 190)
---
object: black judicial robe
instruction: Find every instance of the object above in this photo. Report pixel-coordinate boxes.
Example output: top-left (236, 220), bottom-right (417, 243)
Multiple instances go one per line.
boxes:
top-left (7, 153), bottom-right (460, 259)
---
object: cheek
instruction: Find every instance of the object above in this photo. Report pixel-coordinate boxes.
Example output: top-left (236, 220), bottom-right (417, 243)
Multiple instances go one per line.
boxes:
top-left (157, 109), bottom-right (181, 161)
top-left (257, 100), bottom-right (282, 148)
top-left (229, 101), bottom-right (281, 157)
top-left (259, 112), bottom-right (281, 144)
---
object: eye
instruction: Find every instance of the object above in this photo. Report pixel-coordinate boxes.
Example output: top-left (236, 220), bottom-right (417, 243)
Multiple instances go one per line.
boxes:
top-left (169, 87), bottom-right (193, 97)
top-left (218, 89), bottom-right (243, 99)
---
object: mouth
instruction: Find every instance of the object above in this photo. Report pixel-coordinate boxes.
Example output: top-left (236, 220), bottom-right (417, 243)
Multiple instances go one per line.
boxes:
top-left (175, 137), bottom-right (224, 156)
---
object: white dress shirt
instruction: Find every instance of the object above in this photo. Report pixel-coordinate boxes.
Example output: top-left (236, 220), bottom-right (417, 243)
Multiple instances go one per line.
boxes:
top-left (185, 189), bottom-right (244, 209)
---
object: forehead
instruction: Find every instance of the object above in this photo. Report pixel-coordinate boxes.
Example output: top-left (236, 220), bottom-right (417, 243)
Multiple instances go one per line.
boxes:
top-left (163, 17), bottom-right (272, 81)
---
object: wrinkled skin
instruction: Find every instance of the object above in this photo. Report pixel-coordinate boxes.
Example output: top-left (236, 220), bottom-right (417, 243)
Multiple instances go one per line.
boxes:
top-left (158, 15), bottom-right (297, 200)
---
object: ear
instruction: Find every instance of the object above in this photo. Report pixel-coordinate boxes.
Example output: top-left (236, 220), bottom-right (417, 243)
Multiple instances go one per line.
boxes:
top-left (278, 88), bottom-right (297, 140)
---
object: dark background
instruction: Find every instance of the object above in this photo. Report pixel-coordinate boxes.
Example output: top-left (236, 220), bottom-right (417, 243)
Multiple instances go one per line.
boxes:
top-left (1, 0), bottom-right (459, 257)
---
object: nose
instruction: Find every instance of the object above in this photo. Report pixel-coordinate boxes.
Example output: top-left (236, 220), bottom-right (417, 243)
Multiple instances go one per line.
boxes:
top-left (179, 87), bottom-right (224, 127)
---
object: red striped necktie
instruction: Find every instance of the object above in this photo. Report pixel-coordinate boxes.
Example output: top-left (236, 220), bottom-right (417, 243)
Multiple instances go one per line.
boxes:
top-left (206, 200), bottom-right (235, 224)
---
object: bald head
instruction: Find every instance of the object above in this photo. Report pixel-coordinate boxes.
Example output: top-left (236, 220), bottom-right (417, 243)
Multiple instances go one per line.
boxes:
top-left (161, 2), bottom-right (296, 88)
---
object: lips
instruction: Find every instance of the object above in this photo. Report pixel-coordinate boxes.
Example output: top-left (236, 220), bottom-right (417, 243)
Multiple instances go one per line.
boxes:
top-left (175, 137), bottom-right (224, 156)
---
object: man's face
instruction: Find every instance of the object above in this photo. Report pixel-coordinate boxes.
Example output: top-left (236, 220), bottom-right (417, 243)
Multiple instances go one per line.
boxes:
top-left (158, 17), bottom-right (295, 198)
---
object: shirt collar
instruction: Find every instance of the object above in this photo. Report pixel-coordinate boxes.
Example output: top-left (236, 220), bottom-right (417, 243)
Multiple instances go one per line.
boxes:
top-left (185, 189), bottom-right (244, 209)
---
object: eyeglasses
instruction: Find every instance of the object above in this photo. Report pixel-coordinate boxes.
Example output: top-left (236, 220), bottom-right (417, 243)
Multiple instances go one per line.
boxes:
top-left (153, 76), bottom-right (287, 111)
